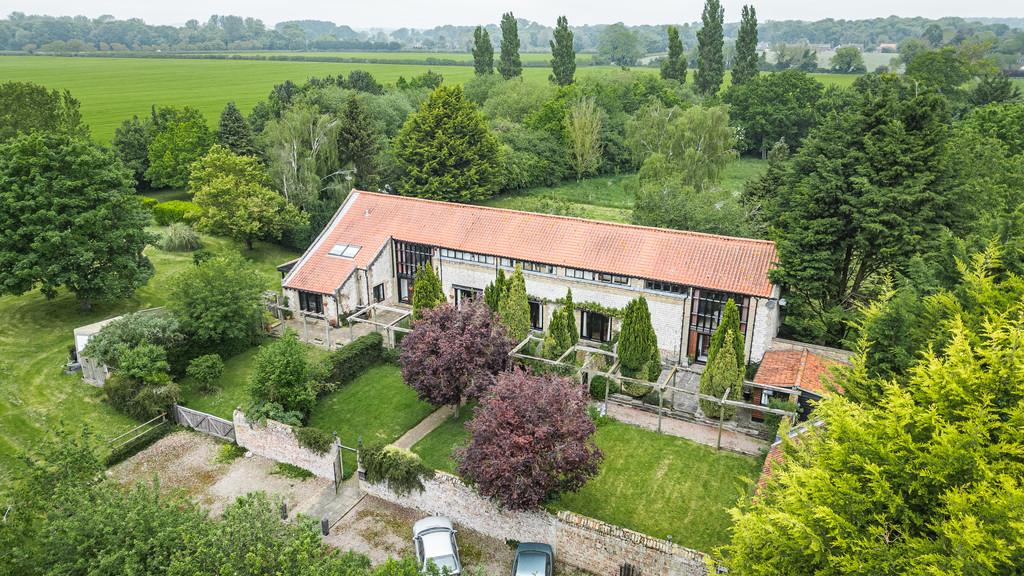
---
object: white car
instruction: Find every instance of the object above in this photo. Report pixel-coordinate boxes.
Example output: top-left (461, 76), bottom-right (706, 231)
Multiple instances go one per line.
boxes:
top-left (413, 516), bottom-right (462, 575)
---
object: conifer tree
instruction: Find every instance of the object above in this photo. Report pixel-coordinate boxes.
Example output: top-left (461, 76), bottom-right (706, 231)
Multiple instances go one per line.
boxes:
top-left (411, 263), bottom-right (445, 320)
top-left (695, 0), bottom-right (725, 97)
top-left (562, 288), bottom-right (578, 345)
top-left (707, 298), bottom-right (745, 370)
top-left (337, 93), bottom-right (378, 188)
top-left (498, 12), bottom-right (522, 80)
top-left (483, 268), bottom-right (506, 312)
top-left (617, 297), bottom-right (660, 380)
top-left (498, 265), bottom-right (531, 342)
top-left (732, 5), bottom-right (759, 85)
top-left (660, 26), bottom-right (687, 83)
top-left (549, 16), bottom-right (576, 86)
top-left (394, 85), bottom-right (500, 201)
top-left (217, 101), bottom-right (257, 157)
top-left (698, 331), bottom-right (742, 418)
top-left (472, 26), bottom-right (494, 75)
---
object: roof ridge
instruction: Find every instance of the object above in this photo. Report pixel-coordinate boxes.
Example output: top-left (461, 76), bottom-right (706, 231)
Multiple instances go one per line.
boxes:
top-left (353, 189), bottom-right (776, 247)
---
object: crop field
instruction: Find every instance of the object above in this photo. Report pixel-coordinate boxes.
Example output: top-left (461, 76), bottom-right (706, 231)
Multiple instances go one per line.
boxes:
top-left (210, 50), bottom-right (595, 63)
top-left (3, 54), bottom-right (868, 142)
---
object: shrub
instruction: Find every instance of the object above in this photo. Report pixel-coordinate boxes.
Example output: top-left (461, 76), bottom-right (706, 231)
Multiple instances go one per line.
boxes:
top-left (620, 380), bottom-right (652, 399)
top-left (588, 375), bottom-right (620, 399)
top-left (272, 463), bottom-right (314, 479)
top-left (159, 223), bottom-right (202, 252)
top-left (104, 344), bottom-right (179, 419)
top-left (329, 332), bottom-right (384, 386)
top-left (295, 426), bottom-right (333, 455)
top-left (139, 196), bottom-right (159, 210)
top-left (245, 400), bottom-right (303, 426)
top-left (249, 331), bottom-right (315, 418)
top-left (764, 398), bottom-right (800, 439)
top-left (186, 353), bottom-right (223, 392)
top-left (152, 200), bottom-right (200, 226)
top-left (83, 311), bottom-right (185, 369)
top-left (214, 442), bottom-right (246, 464)
top-left (362, 445), bottom-right (435, 496)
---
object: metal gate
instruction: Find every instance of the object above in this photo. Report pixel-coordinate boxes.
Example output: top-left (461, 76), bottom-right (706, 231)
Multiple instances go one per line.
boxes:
top-left (172, 404), bottom-right (235, 442)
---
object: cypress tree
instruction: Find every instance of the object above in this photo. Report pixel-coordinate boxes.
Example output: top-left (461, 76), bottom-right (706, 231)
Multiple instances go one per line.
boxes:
top-left (706, 298), bottom-right (745, 371)
top-left (695, 0), bottom-right (725, 97)
top-left (660, 26), bottom-right (687, 83)
top-left (544, 307), bottom-right (570, 359)
top-left (411, 263), bottom-right (445, 320)
top-left (549, 15), bottom-right (576, 86)
top-left (698, 331), bottom-right (742, 419)
top-left (562, 288), bottom-right (578, 345)
top-left (732, 5), bottom-right (759, 86)
top-left (498, 265), bottom-right (531, 342)
top-left (472, 26), bottom-right (494, 75)
top-left (217, 101), bottom-right (257, 157)
top-left (498, 12), bottom-right (522, 80)
top-left (484, 268), bottom-right (506, 311)
top-left (617, 297), bottom-right (659, 380)
top-left (337, 93), bottom-right (378, 188)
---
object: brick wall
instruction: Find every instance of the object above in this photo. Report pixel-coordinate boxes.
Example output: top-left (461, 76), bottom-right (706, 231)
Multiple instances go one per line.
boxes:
top-left (360, 472), bottom-right (710, 575)
top-left (233, 410), bottom-right (339, 480)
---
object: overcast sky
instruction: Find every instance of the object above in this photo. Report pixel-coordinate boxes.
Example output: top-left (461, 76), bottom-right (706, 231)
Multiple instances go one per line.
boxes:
top-left (3, 0), bottom-right (1019, 28)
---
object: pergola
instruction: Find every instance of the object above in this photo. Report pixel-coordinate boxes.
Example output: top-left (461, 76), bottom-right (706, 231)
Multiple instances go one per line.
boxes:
top-left (509, 334), bottom-right (799, 449)
top-left (345, 303), bottom-right (412, 348)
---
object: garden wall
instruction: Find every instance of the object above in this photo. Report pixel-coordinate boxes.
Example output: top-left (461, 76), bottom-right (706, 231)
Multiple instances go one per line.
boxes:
top-left (233, 410), bottom-right (339, 481)
top-left (360, 472), bottom-right (710, 576)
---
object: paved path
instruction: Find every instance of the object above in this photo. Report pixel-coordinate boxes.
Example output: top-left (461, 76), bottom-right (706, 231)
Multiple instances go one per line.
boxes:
top-left (390, 405), bottom-right (454, 450)
top-left (300, 473), bottom-right (364, 530)
top-left (607, 402), bottom-right (768, 455)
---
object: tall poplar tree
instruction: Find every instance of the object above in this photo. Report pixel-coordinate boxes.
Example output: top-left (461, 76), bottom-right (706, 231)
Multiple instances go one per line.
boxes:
top-left (498, 12), bottom-right (522, 80)
top-left (337, 93), bottom-right (378, 188)
top-left (472, 26), bottom-right (494, 75)
top-left (732, 5), bottom-right (759, 85)
top-left (660, 26), bottom-right (687, 83)
top-left (549, 15), bottom-right (576, 86)
top-left (695, 0), bottom-right (725, 97)
top-left (498, 265), bottom-right (531, 342)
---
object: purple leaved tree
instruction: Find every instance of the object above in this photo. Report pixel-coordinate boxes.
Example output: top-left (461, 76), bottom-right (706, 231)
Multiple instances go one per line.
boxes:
top-left (456, 369), bottom-right (603, 510)
top-left (399, 299), bottom-right (512, 416)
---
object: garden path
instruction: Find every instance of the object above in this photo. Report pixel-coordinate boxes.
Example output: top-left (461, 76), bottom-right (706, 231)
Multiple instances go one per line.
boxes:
top-left (390, 405), bottom-right (454, 450)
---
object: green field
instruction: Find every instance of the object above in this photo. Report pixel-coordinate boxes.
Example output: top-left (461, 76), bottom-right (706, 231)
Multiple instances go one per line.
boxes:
top-left (210, 50), bottom-right (594, 63)
top-left (1, 55), bottom-right (866, 142)
top-left (0, 227), bottom-right (300, 484)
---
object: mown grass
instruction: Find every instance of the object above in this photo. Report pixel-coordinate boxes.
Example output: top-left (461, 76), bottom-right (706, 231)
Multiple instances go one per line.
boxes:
top-left (411, 404), bottom-right (475, 473)
top-left (0, 227), bottom-right (300, 484)
top-left (308, 363), bottom-right (436, 475)
top-left (0, 54), bottom-right (868, 142)
top-left (213, 50), bottom-right (594, 63)
top-left (410, 416), bottom-right (761, 552)
top-left (481, 158), bottom-right (767, 224)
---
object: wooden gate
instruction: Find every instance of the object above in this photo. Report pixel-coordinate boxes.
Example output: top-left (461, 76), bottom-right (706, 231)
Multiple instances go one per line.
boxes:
top-left (172, 404), bottom-right (235, 442)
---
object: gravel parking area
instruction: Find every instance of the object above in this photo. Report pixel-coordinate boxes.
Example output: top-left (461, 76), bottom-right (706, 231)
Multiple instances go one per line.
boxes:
top-left (108, 430), bottom-right (330, 517)
top-left (326, 496), bottom-right (515, 574)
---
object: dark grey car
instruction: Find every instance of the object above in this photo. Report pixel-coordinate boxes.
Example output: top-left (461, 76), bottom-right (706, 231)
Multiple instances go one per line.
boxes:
top-left (512, 542), bottom-right (553, 576)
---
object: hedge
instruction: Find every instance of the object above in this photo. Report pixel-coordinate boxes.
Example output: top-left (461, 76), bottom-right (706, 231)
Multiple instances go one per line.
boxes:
top-left (295, 426), bottom-right (333, 455)
top-left (152, 200), bottom-right (200, 226)
top-left (328, 332), bottom-right (384, 387)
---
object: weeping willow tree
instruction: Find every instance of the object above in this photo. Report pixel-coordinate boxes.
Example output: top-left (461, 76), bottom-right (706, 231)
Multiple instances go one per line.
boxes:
top-left (264, 104), bottom-right (347, 213)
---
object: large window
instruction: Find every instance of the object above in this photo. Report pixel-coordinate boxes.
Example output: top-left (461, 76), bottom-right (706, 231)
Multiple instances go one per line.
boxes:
top-left (394, 240), bottom-right (434, 303)
top-left (297, 290), bottom-right (324, 315)
top-left (580, 310), bottom-right (611, 342)
top-left (500, 257), bottom-right (554, 275)
top-left (529, 300), bottom-right (543, 330)
top-left (687, 289), bottom-right (749, 362)
top-left (454, 285), bottom-right (482, 308)
top-left (645, 279), bottom-right (688, 296)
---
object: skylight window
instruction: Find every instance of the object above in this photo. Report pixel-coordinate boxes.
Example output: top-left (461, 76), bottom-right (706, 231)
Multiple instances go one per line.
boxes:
top-left (328, 244), bottom-right (361, 258)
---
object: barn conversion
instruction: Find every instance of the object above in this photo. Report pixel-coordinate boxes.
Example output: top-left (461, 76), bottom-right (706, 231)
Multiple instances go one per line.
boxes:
top-left (281, 190), bottom-right (782, 364)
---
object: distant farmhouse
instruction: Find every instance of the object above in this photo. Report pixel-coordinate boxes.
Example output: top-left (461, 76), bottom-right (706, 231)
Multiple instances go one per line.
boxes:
top-left (280, 191), bottom-right (783, 365)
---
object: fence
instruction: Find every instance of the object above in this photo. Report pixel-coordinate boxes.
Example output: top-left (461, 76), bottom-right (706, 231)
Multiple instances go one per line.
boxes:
top-left (172, 404), bottom-right (235, 442)
top-left (360, 472), bottom-right (711, 576)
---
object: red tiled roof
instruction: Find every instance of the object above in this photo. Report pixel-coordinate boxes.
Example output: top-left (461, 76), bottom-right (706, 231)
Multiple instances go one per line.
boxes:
top-left (756, 441), bottom-right (786, 492)
top-left (284, 191), bottom-right (778, 297)
top-left (754, 349), bottom-right (839, 396)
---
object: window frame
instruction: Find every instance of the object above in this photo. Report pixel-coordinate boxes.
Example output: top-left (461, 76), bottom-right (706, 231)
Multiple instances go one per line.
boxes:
top-left (297, 290), bottom-right (324, 315)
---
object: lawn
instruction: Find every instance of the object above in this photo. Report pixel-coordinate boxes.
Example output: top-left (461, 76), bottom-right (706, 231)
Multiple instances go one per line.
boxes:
top-left (481, 158), bottom-right (767, 224)
top-left (410, 417), bottom-right (761, 552)
top-left (309, 363), bottom-right (436, 474)
top-left (411, 405), bottom-right (475, 473)
top-left (211, 50), bottom-right (595, 64)
top-left (0, 228), bottom-right (300, 484)
top-left (0, 54), bottom-right (868, 142)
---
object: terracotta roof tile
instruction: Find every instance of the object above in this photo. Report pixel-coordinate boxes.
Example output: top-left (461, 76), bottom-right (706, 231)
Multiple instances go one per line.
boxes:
top-left (754, 349), bottom-right (840, 397)
top-left (284, 191), bottom-right (778, 297)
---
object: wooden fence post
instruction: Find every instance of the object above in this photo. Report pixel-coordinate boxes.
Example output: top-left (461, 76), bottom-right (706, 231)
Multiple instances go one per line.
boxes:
top-left (716, 387), bottom-right (730, 451)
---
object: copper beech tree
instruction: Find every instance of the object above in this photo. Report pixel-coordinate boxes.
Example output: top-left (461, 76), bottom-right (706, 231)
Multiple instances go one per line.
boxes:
top-left (457, 369), bottom-right (603, 510)
top-left (399, 299), bottom-right (512, 417)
